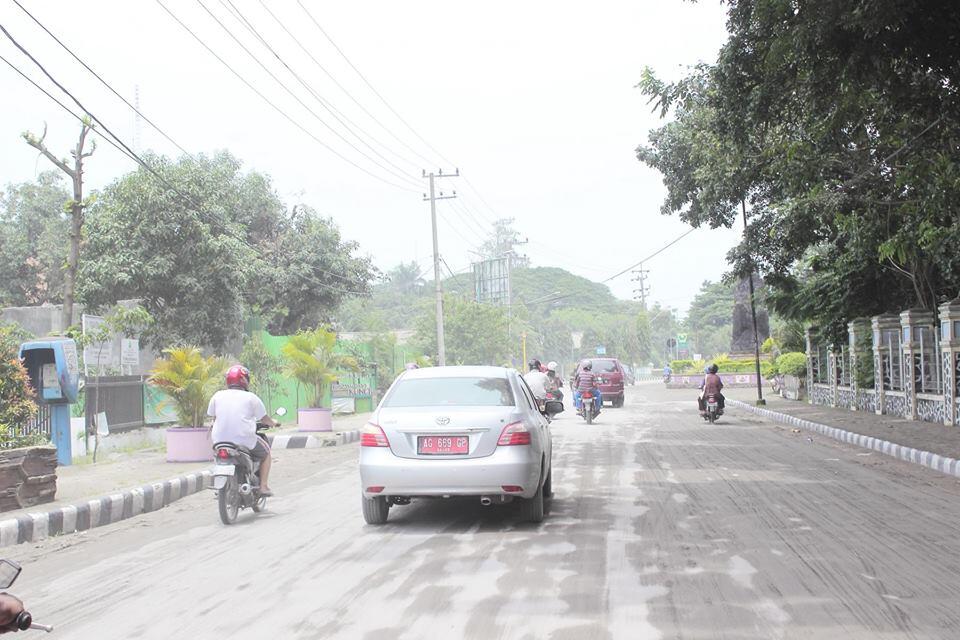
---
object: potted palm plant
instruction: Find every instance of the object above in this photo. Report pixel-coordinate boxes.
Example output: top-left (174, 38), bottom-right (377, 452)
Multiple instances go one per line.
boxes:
top-left (282, 328), bottom-right (359, 431)
top-left (149, 346), bottom-right (225, 462)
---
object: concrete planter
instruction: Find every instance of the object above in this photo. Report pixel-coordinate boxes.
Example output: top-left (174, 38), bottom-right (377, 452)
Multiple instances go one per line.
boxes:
top-left (781, 375), bottom-right (806, 401)
top-left (297, 407), bottom-right (333, 432)
top-left (165, 426), bottom-right (213, 462)
top-left (0, 446), bottom-right (58, 512)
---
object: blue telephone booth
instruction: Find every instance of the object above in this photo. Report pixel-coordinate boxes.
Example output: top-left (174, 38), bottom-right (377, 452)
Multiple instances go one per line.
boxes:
top-left (19, 338), bottom-right (80, 466)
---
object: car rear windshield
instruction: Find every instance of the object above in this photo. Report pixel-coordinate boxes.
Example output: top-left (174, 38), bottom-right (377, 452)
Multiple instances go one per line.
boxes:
top-left (383, 377), bottom-right (515, 407)
top-left (591, 360), bottom-right (619, 373)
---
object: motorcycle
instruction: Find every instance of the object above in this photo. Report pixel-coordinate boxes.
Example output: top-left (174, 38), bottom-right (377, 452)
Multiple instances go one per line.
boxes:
top-left (580, 390), bottom-right (597, 425)
top-left (703, 393), bottom-right (723, 424)
top-left (0, 559), bottom-right (52, 633)
top-left (212, 424), bottom-right (269, 525)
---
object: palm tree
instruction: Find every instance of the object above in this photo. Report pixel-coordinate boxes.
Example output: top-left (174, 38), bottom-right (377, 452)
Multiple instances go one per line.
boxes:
top-left (149, 347), bottom-right (225, 427)
top-left (281, 328), bottom-right (359, 408)
top-left (388, 262), bottom-right (425, 295)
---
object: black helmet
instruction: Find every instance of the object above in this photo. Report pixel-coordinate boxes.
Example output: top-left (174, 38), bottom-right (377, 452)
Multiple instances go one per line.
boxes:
top-left (528, 358), bottom-right (542, 371)
top-left (709, 364), bottom-right (719, 374)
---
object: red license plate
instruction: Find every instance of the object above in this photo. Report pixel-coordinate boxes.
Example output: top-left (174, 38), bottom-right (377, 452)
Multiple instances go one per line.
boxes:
top-left (418, 435), bottom-right (469, 455)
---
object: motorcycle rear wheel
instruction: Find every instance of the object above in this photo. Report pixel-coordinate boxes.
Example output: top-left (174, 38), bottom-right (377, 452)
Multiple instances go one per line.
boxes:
top-left (585, 405), bottom-right (594, 425)
top-left (218, 477), bottom-right (240, 525)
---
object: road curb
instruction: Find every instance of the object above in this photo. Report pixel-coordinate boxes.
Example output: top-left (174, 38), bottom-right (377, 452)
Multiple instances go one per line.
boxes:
top-left (0, 470), bottom-right (212, 548)
top-left (266, 429), bottom-right (360, 449)
top-left (729, 399), bottom-right (960, 479)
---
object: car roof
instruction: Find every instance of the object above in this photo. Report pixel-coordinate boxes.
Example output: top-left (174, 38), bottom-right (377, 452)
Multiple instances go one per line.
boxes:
top-left (401, 365), bottom-right (511, 380)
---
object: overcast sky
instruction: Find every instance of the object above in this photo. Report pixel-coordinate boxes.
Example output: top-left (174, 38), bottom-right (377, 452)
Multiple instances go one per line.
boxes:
top-left (0, 0), bottom-right (742, 315)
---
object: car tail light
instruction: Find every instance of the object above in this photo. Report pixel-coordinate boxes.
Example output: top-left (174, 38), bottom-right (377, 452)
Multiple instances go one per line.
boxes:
top-left (501, 485), bottom-right (523, 493)
top-left (216, 448), bottom-right (230, 460)
top-left (360, 423), bottom-right (390, 447)
top-left (366, 486), bottom-right (385, 494)
top-left (497, 421), bottom-right (531, 446)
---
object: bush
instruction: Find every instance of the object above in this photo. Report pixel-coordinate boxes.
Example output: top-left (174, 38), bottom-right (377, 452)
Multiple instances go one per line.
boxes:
top-left (0, 325), bottom-right (37, 432)
top-left (149, 347), bottom-right (226, 427)
top-left (775, 352), bottom-right (807, 378)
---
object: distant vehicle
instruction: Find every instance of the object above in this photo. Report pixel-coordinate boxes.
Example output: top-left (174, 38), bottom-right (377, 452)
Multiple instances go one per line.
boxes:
top-left (358, 366), bottom-right (561, 525)
top-left (573, 358), bottom-right (626, 408)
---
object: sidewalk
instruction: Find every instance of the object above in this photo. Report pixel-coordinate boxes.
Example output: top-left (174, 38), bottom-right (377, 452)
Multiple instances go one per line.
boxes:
top-left (726, 389), bottom-right (960, 478)
top-left (0, 412), bottom-right (371, 525)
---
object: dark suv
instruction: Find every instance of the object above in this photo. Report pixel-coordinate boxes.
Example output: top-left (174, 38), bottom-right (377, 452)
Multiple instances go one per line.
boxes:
top-left (572, 358), bottom-right (626, 408)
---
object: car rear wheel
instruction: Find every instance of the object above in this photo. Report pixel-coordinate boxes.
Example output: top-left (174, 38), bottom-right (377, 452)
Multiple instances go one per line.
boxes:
top-left (362, 494), bottom-right (390, 525)
top-left (519, 482), bottom-right (545, 523)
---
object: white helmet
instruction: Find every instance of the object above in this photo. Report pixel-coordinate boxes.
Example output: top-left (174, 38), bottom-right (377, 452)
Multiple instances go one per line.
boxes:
top-left (547, 361), bottom-right (558, 372)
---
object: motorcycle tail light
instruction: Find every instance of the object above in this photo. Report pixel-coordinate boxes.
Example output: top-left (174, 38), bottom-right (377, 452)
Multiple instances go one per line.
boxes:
top-left (216, 448), bottom-right (230, 460)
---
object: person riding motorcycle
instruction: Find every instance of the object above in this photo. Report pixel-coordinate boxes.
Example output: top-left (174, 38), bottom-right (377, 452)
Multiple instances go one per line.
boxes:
top-left (523, 358), bottom-right (549, 401)
top-left (698, 363), bottom-right (725, 415)
top-left (545, 361), bottom-right (564, 401)
top-left (574, 360), bottom-right (602, 416)
top-left (0, 593), bottom-right (23, 633)
top-left (207, 365), bottom-right (278, 496)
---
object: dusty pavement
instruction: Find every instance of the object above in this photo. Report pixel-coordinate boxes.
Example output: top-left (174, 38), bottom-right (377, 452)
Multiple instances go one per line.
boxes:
top-left (9, 384), bottom-right (960, 639)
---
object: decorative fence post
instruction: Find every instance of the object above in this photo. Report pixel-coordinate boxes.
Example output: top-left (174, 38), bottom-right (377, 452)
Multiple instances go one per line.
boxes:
top-left (900, 309), bottom-right (935, 422)
top-left (848, 320), bottom-right (863, 411)
top-left (804, 326), bottom-right (816, 405)
top-left (871, 315), bottom-right (901, 416)
top-left (939, 299), bottom-right (960, 426)
top-left (828, 345), bottom-right (839, 407)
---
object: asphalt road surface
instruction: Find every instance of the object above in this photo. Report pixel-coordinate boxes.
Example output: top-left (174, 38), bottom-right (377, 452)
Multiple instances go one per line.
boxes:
top-left (13, 384), bottom-right (960, 639)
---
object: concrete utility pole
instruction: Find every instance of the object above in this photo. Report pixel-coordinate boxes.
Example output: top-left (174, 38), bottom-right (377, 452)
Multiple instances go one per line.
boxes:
top-left (423, 169), bottom-right (459, 366)
top-left (23, 119), bottom-right (95, 332)
top-left (631, 266), bottom-right (650, 308)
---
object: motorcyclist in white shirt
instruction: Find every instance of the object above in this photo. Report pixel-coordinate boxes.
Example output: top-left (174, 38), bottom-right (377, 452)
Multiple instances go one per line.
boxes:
top-left (208, 365), bottom-right (278, 496)
top-left (523, 358), bottom-right (549, 402)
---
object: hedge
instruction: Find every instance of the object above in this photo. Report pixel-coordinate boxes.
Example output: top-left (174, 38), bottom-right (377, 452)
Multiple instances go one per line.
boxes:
top-left (775, 352), bottom-right (807, 378)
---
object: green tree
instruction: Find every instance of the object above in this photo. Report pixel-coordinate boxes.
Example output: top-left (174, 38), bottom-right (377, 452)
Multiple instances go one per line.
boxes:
top-left (0, 324), bottom-right (38, 439)
top-left (684, 280), bottom-right (734, 359)
top-left (0, 172), bottom-right (71, 306)
top-left (415, 295), bottom-right (510, 366)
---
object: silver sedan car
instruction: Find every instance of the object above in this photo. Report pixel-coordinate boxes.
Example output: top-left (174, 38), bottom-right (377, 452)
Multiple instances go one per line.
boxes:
top-left (359, 365), bottom-right (560, 524)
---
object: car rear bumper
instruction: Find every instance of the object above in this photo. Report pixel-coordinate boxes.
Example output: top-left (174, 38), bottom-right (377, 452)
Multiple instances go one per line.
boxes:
top-left (598, 385), bottom-right (624, 396)
top-left (359, 446), bottom-right (542, 499)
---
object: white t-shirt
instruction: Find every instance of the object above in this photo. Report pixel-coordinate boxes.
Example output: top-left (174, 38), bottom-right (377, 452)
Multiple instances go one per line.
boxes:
top-left (523, 370), bottom-right (549, 400)
top-left (207, 388), bottom-right (267, 450)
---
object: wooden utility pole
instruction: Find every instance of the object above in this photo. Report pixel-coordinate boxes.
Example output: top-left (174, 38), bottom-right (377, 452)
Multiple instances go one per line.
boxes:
top-left (23, 119), bottom-right (95, 332)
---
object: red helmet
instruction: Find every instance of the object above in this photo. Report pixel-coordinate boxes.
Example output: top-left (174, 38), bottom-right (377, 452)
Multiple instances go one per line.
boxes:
top-left (225, 365), bottom-right (250, 390)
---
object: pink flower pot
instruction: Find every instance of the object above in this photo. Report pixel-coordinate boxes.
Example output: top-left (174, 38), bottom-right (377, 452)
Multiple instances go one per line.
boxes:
top-left (298, 407), bottom-right (332, 432)
top-left (165, 427), bottom-right (214, 462)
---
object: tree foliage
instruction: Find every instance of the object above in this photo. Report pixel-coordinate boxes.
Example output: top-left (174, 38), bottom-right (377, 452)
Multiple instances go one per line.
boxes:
top-left (0, 324), bottom-right (37, 434)
top-left (77, 153), bottom-right (373, 350)
top-left (638, 0), bottom-right (960, 340)
top-left (685, 280), bottom-right (734, 359)
top-left (0, 172), bottom-right (70, 307)
top-left (415, 295), bottom-right (510, 366)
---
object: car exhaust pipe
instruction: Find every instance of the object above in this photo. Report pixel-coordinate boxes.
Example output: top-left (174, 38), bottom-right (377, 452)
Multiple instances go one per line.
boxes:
top-left (238, 483), bottom-right (252, 496)
top-left (480, 496), bottom-right (493, 506)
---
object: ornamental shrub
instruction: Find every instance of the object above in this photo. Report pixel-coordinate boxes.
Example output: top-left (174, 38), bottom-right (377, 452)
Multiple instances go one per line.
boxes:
top-left (0, 324), bottom-right (37, 433)
top-left (775, 352), bottom-right (807, 378)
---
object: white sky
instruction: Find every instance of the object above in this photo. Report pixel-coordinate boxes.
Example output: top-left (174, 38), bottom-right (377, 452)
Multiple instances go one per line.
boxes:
top-left (0, 0), bottom-right (742, 315)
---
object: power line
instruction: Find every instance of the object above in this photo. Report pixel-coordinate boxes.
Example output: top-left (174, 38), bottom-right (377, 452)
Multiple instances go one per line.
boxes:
top-left (0, 20), bottom-right (209, 213)
top-left (219, 0), bottom-right (422, 180)
top-left (0, 52), bottom-right (142, 166)
top-left (154, 0), bottom-right (418, 193)
top-left (603, 227), bottom-right (698, 282)
top-left (297, 0), bottom-right (450, 168)
top-left (10, 0), bottom-right (194, 159)
top-left (255, 0), bottom-right (438, 170)
top-left (194, 0), bottom-right (421, 190)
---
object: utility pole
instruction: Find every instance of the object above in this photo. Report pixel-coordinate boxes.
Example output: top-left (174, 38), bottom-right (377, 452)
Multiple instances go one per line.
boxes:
top-left (742, 199), bottom-right (766, 405)
top-left (423, 169), bottom-right (459, 366)
top-left (23, 119), bottom-right (95, 332)
top-left (631, 266), bottom-right (650, 308)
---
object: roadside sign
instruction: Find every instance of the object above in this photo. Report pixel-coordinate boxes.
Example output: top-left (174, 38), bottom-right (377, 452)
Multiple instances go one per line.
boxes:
top-left (571, 332), bottom-right (584, 349)
top-left (82, 314), bottom-right (111, 375)
top-left (120, 339), bottom-right (140, 367)
top-left (676, 333), bottom-right (688, 348)
top-left (693, 353), bottom-right (703, 361)
top-left (595, 345), bottom-right (606, 355)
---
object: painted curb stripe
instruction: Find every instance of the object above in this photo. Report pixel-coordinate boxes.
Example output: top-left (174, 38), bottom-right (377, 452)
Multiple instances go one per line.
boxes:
top-left (730, 400), bottom-right (960, 479)
top-left (0, 470), bottom-right (210, 548)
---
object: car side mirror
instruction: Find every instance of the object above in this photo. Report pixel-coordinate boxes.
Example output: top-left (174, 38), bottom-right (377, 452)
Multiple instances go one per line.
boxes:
top-left (543, 400), bottom-right (564, 416)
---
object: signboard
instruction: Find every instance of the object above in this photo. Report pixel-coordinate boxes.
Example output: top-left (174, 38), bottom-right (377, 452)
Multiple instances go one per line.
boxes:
top-left (61, 340), bottom-right (79, 379)
top-left (120, 339), bottom-right (140, 367)
top-left (82, 314), bottom-right (112, 374)
top-left (473, 256), bottom-right (510, 306)
top-left (676, 333), bottom-right (688, 348)
top-left (693, 353), bottom-right (703, 361)
top-left (571, 332), bottom-right (584, 349)
top-left (595, 345), bottom-right (606, 355)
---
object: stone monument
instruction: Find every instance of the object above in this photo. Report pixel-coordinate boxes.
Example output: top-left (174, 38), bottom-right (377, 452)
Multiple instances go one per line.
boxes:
top-left (730, 274), bottom-right (770, 358)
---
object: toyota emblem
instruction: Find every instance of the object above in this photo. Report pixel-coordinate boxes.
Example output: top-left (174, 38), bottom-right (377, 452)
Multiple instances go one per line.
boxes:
top-left (435, 416), bottom-right (451, 425)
